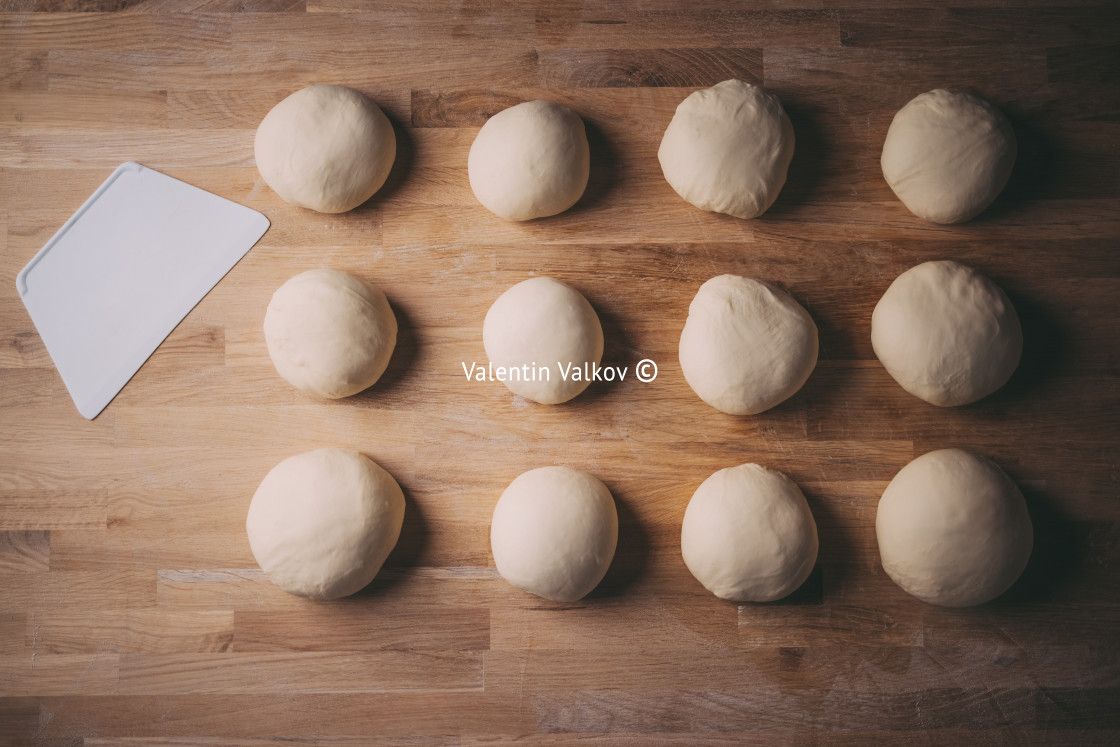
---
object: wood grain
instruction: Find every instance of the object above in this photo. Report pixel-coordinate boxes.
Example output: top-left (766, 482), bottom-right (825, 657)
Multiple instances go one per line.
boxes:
top-left (1, 0), bottom-right (1119, 744)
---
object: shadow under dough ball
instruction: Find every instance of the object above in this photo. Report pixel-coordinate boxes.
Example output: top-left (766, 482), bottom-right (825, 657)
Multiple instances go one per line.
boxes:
top-left (490, 466), bottom-right (618, 602)
top-left (682, 463), bottom-right (819, 603)
top-left (264, 268), bottom-right (397, 400)
top-left (659, 79), bottom-right (795, 219)
top-left (876, 448), bottom-right (1033, 607)
top-left (468, 100), bottom-right (590, 221)
top-left (881, 88), bottom-right (1016, 224)
top-left (246, 448), bottom-right (406, 601)
top-left (871, 260), bottom-right (1021, 407)
top-left (255, 83), bottom-right (396, 214)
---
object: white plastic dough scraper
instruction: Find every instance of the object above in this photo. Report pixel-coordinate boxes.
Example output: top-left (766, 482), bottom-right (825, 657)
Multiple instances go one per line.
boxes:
top-left (16, 162), bottom-right (270, 419)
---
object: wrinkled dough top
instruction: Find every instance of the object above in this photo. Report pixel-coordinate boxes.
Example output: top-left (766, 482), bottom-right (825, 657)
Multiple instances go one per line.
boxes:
top-left (872, 260), bottom-right (1021, 406)
top-left (659, 80), bottom-right (795, 219)
top-left (881, 89), bottom-right (1016, 224)
top-left (679, 275), bottom-right (818, 415)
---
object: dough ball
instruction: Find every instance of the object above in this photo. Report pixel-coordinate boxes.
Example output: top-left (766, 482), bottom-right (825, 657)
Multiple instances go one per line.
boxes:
top-left (483, 277), bottom-right (604, 405)
top-left (490, 466), bottom-right (618, 602)
top-left (876, 448), bottom-right (1033, 607)
top-left (255, 84), bottom-right (396, 214)
top-left (679, 275), bottom-right (818, 415)
top-left (468, 100), bottom-right (590, 221)
top-left (264, 268), bottom-right (397, 399)
top-left (881, 89), bottom-right (1016, 224)
top-left (658, 79), bottom-right (795, 219)
top-left (246, 448), bottom-right (406, 600)
top-left (682, 463), bottom-right (819, 602)
top-left (872, 260), bottom-right (1021, 407)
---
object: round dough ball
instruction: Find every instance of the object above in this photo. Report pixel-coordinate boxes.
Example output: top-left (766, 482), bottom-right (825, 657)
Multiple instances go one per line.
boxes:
top-left (468, 100), bottom-right (590, 221)
top-left (679, 275), bottom-right (818, 415)
top-left (682, 463), bottom-right (819, 602)
top-left (255, 84), bottom-right (396, 213)
top-left (264, 268), bottom-right (397, 399)
top-left (658, 79), bottom-right (795, 219)
top-left (483, 277), bottom-right (604, 405)
top-left (881, 89), bottom-right (1016, 224)
top-left (246, 448), bottom-right (406, 600)
top-left (490, 466), bottom-right (618, 602)
top-left (872, 260), bottom-right (1021, 407)
top-left (876, 448), bottom-right (1033, 607)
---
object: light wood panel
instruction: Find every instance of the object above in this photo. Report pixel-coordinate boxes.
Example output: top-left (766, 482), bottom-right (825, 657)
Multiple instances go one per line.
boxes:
top-left (1, 1), bottom-right (1118, 744)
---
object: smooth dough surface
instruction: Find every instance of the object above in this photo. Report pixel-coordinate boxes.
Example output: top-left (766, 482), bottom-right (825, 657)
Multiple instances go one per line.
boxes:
top-left (255, 84), bottom-right (396, 214)
top-left (872, 260), bottom-right (1021, 407)
top-left (881, 88), bottom-right (1016, 224)
top-left (246, 448), bottom-right (405, 600)
top-left (679, 275), bottom-right (818, 415)
top-left (682, 463), bottom-right (819, 602)
top-left (468, 100), bottom-right (590, 221)
top-left (658, 79), bottom-right (795, 219)
top-left (876, 448), bottom-right (1033, 607)
top-left (483, 277), bottom-right (604, 404)
top-left (264, 268), bottom-right (397, 399)
top-left (490, 466), bottom-right (618, 602)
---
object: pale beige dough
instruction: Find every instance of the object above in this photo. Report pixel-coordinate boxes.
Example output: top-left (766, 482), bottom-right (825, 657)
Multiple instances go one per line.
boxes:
top-left (876, 448), bottom-right (1033, 607)
top-left (468, 100), bottom-right (590, 221)
top-left (246, 448), bottom-right (405, 600)
top-left (682, 463), bottom-right (819, 602)
top-left (659, 79), bottom-right (795, 219)
top-left (264, 269), bottom-right (397, 399)
top-left (255, 84), bottom-right (396, 214)
top-left (483, 277), bottom-right (603, 405)
top-left (679, 275), bottom-right (818, 415)
top-left (872, 260), bottom-right (1021, 407)
top-left (490, 466), bottom-right (618, 602)
top-left (881, 88), bottom-right (1016, 224)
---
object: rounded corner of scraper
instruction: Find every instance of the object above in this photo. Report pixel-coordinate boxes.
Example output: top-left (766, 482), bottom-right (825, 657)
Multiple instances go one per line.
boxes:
top-left (76, 400), bottom-right (107, 421)
top-left (15, 267), bottom-right (30, 297)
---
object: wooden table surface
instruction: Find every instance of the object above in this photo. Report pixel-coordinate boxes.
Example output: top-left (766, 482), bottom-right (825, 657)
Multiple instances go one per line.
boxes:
top-left (2, 1), bottom-right (1119, 744)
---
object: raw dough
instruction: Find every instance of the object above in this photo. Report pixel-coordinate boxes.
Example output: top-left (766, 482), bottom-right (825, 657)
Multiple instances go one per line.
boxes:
top-left (881, 89), bottom-right (1016, 224)
top-left (682, 463), bottom-right (819, 602)
top-left (468, 100), bottom-right (590, 221)
top-left (658, 79), bottom-right (795, 219)
top-left (264, 268), bottom-right (397, 399)
top-left (679, 275), bottom-right (818, 415)
top-left (255, 84), bottom-right (396, 213)
top-left (490, 466), bottom-right (618, 602)
top-left (876, 448), bottom-right (1033, 607)
top-left (872, 260), bottom-right (1021, 407)
top-left (246, 448), bottom-right (405, 600)
top-left (483, 277), bottom-right (604, 405)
